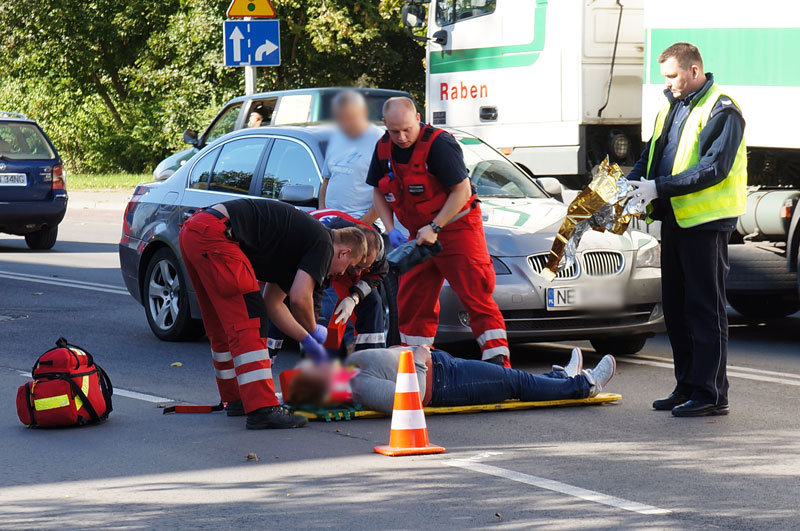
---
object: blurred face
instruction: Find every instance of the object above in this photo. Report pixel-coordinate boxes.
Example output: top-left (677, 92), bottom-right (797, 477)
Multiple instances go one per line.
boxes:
top-left (329, 245), bottom-right (362, 276)
top-left (383, 107), bottom-right (422, 149)
top-left (660, 57), bottom-right (704, 99)
top-left (347, 249), bottom-right (377, 275)
top-left (334, 103), bottom-right (369, 138)
top-left (249, 113), bottom-right (263, 127)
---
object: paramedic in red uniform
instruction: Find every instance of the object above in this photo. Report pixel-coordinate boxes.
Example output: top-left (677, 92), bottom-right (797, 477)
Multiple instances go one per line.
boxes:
top-left (367, 97), bottom-right (511, 367)
top-left (179, 198), bottom-right (367, 429)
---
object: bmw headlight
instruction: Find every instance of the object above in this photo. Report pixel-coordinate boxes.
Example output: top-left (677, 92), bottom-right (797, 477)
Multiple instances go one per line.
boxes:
top-left (635, 240), bottom-right (661, 268)
top-left (492, 256), bottom-right (512, 275)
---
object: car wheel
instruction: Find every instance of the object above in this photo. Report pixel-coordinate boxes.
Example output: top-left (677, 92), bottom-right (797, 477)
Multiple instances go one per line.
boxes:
top-left (727, 292), bottom-right (800, 320)
top-left (24, 225), bottom-right (58, 250)
top-left (590, 335), bottom-right (648, 356)
top-left (144, 248), bottom-right (204, 341)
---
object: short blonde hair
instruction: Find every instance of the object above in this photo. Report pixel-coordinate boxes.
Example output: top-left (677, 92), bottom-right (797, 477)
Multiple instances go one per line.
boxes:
top-left (382, 96), bottom-right (417, 117)
top-left (332, 227), bottom-right (368, 261)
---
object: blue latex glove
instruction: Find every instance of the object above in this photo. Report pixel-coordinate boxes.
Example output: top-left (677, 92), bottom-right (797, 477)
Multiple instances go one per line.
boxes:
top-left (311, 324), bottom-right (328, 344)
top-left (301, 335), bottom-right (329, 363)
top-left (387, 228), bottom-right (406, 249)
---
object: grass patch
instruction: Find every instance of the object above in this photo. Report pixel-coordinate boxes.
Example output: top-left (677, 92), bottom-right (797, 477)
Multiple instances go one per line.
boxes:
top-left (68, 173), bottom-right (152, 191)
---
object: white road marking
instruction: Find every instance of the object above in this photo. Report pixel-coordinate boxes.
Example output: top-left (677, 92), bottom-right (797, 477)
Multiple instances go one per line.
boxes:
top-left (15, 370), bottom-right (173, 403)
top-left (446, 456), bottom-right (671, 516)
top-left (620, 357), bottom-right (800, 387)
top-left (0, 270), bottom-right (129, 295)
top-left (635, 354), bottom-right (800, 380)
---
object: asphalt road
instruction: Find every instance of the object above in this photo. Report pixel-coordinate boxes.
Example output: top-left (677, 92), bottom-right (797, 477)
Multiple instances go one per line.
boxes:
top-left (1, 193), bottom-right (800, 530)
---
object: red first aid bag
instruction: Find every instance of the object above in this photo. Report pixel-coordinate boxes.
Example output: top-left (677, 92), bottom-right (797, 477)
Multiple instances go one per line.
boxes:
top-left (16, 338), bottom-right (113, 428)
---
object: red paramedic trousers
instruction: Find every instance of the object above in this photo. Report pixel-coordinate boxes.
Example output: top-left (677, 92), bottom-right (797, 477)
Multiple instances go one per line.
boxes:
top-left (179, 211), bottom-right (279, 413)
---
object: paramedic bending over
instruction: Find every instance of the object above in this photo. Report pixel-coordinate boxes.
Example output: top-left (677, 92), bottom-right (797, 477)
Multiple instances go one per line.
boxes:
top-left (367, 97), bottom-right (511, 367)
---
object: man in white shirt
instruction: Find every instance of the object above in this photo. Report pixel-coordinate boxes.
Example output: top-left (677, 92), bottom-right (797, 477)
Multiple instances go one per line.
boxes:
top-left (319, 90), bottom-right (384, 225)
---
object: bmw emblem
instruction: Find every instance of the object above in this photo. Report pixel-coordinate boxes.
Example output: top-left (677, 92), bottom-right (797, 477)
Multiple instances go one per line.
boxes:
top-left (0, 163), bottom-right (5, 171)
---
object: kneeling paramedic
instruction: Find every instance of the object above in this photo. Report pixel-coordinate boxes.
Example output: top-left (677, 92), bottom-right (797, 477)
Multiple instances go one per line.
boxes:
top-left (268, 209), bottom-right (388, 358)
top-left (179, 198), bottom-right (368, 429)
top-left (368, 97), bottom-right (510, 367)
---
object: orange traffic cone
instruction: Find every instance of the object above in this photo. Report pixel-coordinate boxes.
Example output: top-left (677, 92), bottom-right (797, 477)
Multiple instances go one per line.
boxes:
top-left (374, 349), bottom-right (445, 456)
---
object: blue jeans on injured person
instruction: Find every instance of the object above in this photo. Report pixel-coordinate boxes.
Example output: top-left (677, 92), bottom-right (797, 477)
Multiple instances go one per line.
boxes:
top-left (429, 350), bottom-right (590, 406)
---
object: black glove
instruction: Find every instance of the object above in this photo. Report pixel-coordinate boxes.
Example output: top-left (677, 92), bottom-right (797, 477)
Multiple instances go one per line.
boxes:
top-left (387, 240), bottom-right (443, 275)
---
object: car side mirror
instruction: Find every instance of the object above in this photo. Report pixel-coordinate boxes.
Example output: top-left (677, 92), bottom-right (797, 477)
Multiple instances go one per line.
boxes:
top-left (278, 184), bottom-right (316, 205)
top-left (402, 3), bottom-right (427, 29)
top-left (183, 129), bottom-right (199, 146)
top-left (537, 177), bottom-right (563, 198)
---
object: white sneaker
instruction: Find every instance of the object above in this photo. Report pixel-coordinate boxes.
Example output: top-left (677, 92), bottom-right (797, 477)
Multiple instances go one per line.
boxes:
top-left (583, 355), bottom-right (616, 397)
top-left (562, 348), bottom-right (583, 377)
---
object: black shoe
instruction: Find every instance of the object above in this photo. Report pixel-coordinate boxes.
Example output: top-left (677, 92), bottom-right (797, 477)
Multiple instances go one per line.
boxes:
top-left (484, 355), bottom-right (505, 366)
top-left (652, 393), bottom-right (690, 411)
top-left (672, 400), bottom-right (730, 417)
top-left (225, 400), bottom-right (245, 417)
top-left (246, 406), bottom-right (309, 429)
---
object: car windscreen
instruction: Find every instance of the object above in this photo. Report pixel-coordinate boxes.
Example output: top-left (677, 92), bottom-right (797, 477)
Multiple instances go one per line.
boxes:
top-left (456, 136), bottom-right (546, 199)
top-left (319, 93), bottom-right (401, 123)
top-left (0, 122), bottom-right (56, 160)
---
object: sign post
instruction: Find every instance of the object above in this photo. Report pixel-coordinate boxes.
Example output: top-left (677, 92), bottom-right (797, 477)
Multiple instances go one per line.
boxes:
top-left (225, 0), bottom-right (278, 95)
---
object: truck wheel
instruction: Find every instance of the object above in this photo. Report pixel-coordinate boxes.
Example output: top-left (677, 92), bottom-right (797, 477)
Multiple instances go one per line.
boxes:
top-left (144, 248), bottom-right (204, 341)
top-left (590, 335), bottom-right (648, 356)
top-left (727, 293), bottom-right (800, 320)
top-left (24, 225), bottom-right (58, 250)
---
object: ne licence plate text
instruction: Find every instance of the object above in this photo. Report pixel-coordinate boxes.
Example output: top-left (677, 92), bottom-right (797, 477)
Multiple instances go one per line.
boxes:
top-left (0, 173), bottom-right (27, 186)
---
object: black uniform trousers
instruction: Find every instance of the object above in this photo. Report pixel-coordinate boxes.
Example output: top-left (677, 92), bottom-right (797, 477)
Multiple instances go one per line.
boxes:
top-left (660, 220), bottom-right (732, 405)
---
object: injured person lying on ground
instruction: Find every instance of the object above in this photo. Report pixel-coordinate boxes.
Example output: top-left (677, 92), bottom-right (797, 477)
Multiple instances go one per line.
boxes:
top-left (284, 347), bottom-right (616, 414)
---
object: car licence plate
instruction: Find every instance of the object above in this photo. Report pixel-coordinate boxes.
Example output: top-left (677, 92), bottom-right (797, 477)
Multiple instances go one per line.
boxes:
top-left (546, 287), bottom-right (578, 310)
top-left (0, 173), bottom-right (27, 186)
top-left (546, 285), bottom-right (625, 311)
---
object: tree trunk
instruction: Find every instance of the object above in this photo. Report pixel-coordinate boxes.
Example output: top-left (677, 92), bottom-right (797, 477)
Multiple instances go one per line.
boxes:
top-left (91, 72), bottom-right (124, 126)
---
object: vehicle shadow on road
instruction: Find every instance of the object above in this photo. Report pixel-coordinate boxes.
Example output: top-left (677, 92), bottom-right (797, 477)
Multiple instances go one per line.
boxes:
top-left (0, 240), bottom-right (119, 254)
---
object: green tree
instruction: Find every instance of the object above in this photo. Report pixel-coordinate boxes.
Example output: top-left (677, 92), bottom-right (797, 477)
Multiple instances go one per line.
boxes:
top-left (0, 0), bottom-right (424, 173)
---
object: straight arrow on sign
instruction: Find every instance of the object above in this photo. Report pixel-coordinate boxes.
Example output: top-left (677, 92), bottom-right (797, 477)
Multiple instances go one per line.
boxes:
top-left (229, 26), bottom-right (245, 62)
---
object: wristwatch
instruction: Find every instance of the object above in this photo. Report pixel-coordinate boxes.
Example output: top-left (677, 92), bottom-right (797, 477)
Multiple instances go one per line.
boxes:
top-left (428, 221), bottom-right (442, 233)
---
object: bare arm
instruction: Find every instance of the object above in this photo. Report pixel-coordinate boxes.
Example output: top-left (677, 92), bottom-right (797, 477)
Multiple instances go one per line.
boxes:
top-left (360, 204), bottom-right (379, 226)
top-left (263, 283), bottom-right (309, 342)
top-left (372, 187), bottom-right (395, 232)
top-left (416, 179), bottom-right (472, 245)
top-left (318, 178), bottom-right (329, 209)
top-left (288, 269), bottom-right (318, 332)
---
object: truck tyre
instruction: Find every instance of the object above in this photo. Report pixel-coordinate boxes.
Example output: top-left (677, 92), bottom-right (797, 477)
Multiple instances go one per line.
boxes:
top-left (144, 248), bottom-right (204, 341)
top-left (590, 335), bottom-right (648, 356)
top-left (727, 293), bottom-right (800, 320)
top-left (24, 225), bottom-right (58, 250)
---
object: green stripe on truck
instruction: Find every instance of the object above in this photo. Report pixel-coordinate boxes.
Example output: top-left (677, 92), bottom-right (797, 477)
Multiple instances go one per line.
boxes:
top-left (429, 0), bottom-right (548, 74)
top-left (648, 28), bottom-right (800, 87)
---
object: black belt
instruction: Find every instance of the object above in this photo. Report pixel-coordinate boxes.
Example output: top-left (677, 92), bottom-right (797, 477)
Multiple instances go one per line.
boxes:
top-left (202, 208), bottom-right (236, 241)
top-left (204, 207), bottom-right (228, 221)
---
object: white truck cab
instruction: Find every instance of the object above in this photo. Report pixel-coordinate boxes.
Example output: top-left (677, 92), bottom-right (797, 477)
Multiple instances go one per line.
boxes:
top-left (403, 0), bottom-right (645, 187)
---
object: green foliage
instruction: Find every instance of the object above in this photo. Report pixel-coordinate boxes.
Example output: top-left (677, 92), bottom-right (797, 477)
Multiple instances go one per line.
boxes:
top-left (68, 173), bottom-right (151, 191)
top-left (0, 0), bottom-right (424, 173)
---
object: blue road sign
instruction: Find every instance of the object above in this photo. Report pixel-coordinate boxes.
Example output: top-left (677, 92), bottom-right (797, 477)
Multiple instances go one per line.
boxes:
top-left (224, 20), bottom-right (280, 67)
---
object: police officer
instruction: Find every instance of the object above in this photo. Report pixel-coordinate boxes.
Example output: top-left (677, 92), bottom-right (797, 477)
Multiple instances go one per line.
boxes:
top-left (367, 97), bottom-right (510, 367)
top-left (626, 43), bottom-right (747, 417)
top-left (179, 198), bottom-right (367, 429)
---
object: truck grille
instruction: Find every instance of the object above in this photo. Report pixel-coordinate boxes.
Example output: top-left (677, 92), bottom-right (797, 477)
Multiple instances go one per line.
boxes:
top-left (582, 251), bottom-right (624, 276)
top-left (528, 254), bottom-right (578, 279)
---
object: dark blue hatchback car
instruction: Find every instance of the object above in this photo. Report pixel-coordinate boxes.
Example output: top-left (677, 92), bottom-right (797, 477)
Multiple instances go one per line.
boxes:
top-left (0, 112), bottom-right (67, 249)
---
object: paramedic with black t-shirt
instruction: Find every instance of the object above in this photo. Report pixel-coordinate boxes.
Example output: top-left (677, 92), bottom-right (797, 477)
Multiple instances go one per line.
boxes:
top-left (179, 198), bottom-right (367, 429)
top-left (367, 97), bottom-right (510, 367)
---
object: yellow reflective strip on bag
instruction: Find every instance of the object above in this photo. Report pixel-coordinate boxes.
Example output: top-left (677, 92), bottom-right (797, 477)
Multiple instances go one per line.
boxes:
top-left (74, 376), bottom-right (90, 411)
top-left (34, 394), bottom-right (71, 411)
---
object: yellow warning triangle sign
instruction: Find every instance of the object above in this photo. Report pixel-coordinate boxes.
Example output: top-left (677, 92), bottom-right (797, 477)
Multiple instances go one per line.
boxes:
top-left (227, 0), bottom-right (276, 18)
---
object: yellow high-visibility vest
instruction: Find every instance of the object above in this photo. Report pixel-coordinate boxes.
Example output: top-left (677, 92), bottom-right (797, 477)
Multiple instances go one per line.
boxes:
top-left (646, 83), bottom-right (747, 228)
